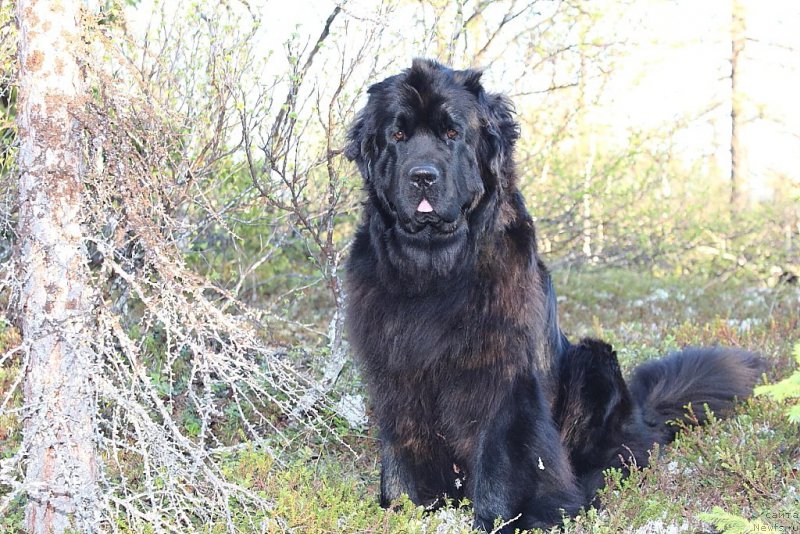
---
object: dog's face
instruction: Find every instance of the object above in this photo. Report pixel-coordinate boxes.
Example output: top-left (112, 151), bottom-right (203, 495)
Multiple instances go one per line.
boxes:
top-left (346, 59), bottom-right (520, 279)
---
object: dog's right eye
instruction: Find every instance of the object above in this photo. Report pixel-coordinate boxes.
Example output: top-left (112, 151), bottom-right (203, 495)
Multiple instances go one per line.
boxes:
top-left (393, 130), bottom-right (406, 141)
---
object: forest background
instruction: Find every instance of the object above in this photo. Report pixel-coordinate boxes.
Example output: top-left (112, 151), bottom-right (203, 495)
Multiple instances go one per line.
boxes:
top-left (0, 0), bottom-right (799, 532)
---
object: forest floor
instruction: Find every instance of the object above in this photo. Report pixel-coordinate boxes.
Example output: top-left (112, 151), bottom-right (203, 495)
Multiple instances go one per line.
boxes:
top-left (231, 268), bottom-right (800, 534)
top-left (1, 268), bottom-right (799, 533)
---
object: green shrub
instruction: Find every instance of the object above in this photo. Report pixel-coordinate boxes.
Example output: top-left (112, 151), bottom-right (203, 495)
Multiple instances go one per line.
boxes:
top-left (755, 342), bottom-right (800, 423)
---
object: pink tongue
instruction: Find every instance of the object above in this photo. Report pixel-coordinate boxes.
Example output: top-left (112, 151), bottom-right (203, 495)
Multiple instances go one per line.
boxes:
top-left (417, 198), bottom-right (434, 213)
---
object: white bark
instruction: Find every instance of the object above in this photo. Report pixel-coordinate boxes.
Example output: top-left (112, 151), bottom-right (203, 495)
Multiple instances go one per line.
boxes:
top-left (16, 0), bottom-right (99, 532)
top-left (582, 136), bottom-right (596, 263)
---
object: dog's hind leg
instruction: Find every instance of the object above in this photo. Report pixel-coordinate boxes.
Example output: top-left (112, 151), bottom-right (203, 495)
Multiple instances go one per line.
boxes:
top-left (553, 338), bottom-right (658, 501)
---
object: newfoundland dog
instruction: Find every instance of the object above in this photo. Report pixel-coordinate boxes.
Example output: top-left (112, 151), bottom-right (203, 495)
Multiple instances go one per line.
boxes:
top-left (344, 58), bottom-right (763, 532)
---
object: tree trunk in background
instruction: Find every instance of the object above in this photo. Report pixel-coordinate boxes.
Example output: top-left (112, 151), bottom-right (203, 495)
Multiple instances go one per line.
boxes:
top-left (16, 1), bottom-right (99, 532)
top-left (582, 137), bottom-right (596, 263)
top-left (730, 0), bottom-right (745, 210)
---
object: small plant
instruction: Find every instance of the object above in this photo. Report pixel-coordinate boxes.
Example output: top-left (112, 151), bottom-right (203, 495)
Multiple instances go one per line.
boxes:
top-left (755, 342), bottom-right (800, 423)
top-left (698, 506), bottom-right (767, 534)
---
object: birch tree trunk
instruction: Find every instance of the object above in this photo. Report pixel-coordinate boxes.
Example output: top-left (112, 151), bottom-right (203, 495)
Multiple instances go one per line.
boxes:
top-left (16, 0), bottom-right (99, 532)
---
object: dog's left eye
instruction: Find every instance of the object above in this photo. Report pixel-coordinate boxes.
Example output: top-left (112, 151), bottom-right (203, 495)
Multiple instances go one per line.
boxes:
top-left (446, 128), bottom-right (458, 140)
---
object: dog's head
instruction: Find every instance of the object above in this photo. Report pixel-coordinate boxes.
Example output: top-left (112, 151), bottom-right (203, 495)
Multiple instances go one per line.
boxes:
top-left (346, 59), bottom-right (520, 278)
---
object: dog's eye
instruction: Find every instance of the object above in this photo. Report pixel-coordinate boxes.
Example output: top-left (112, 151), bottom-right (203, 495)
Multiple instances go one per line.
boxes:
top-left (393, 130), bottom-right (406, 141)
top-left (446, 128), bottom-right (458, 140)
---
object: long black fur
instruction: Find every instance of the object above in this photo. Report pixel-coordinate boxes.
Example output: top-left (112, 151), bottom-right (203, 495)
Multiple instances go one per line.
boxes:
top-left (553, 339), bottom-right (764, 503)
top-left (344, 58), bottom-right (764, 532)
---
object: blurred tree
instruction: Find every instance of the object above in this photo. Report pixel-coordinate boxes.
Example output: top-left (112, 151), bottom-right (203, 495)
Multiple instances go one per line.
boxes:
top-left (730, 0), bottom-right (745, 210)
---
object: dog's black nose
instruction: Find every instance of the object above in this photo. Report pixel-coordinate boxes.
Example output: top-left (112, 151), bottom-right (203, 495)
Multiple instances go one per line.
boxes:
top-left (408, 165), bottom-right (439, 188)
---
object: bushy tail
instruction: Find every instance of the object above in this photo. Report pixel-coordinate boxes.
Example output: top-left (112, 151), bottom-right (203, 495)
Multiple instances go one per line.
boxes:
top-left (628, 347), bottom-right (765, 442)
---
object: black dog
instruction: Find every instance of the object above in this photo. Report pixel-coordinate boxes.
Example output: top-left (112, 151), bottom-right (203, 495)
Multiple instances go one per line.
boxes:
top-left (344, 58), bottom-right (763, 531)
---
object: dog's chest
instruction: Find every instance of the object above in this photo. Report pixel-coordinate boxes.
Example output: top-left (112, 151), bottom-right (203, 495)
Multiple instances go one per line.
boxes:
top-left (384, 362), bottom-right (508, 461)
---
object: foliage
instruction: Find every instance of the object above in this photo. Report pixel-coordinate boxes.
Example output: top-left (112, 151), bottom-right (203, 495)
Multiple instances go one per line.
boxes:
top-left (755, 343), bottom-right (800, 423)
top-left (697, 507), bottom-right (768, 534)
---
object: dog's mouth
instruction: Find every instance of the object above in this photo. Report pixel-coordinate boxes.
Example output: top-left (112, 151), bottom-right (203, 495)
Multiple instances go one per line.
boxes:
top-left (388, 196), bottom-right (474, 238)
top-left (403, 219), bottom-right (461, 236)
top-left (393, 207), bottom-right (466, 237)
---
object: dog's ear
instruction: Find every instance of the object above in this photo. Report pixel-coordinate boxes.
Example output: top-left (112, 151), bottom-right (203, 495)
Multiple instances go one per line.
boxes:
top-left (452, 68), bottom-right (519, 186)
top-left (453, 68), bottom-right (484, 97)
top-left (345, 112), bottom-right (376, 183)
top-left (345, 80), bottom-right (390, 177)
top-left (480, 92), bottom-right (520, 188)
top-left (344, 112), bottom-right (367, 163)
